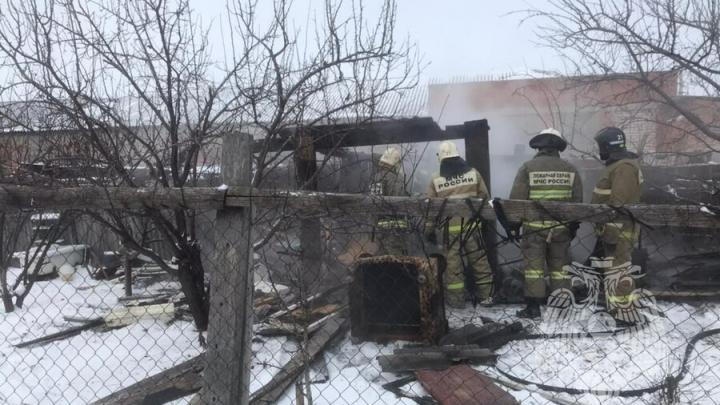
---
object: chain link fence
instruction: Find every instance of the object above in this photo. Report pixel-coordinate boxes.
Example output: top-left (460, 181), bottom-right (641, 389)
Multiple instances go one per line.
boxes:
top-left (1, 188), bottom-right (720, 405)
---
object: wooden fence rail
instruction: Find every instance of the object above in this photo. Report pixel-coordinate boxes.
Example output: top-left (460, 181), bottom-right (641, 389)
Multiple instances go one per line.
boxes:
top-left (0, 185), bottom-right (718, 228)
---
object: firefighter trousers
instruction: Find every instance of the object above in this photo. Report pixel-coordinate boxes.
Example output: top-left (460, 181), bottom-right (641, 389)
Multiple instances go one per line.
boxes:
top-left (599, 223), bottom-right (639, 314)
top-left (445, 236), bottom-right (492, 307)
top-left (521, 226), bottom-right (571, 299)
top-left (375, 232), bottom-right (409, 256)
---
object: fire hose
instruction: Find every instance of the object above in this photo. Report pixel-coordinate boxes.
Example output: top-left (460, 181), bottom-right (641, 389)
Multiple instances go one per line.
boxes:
top-left (488, 198), bottom-right (720, 397)
top-left (495, 326), bottom-right (720, 397)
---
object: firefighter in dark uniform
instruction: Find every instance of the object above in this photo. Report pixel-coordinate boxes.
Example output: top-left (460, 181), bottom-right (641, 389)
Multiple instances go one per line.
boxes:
top-left (370, 147), bottom-right (409, 255)
top-left (510, 129), bottom-right (583, 319)
top-left (426, 141), bottom-right (492, 308)
top-left (591, 127), bottom-right (644, 321)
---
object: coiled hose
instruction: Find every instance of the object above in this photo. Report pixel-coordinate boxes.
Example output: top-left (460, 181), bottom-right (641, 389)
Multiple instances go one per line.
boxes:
top-left (495, 327), bottom-right (720, 397)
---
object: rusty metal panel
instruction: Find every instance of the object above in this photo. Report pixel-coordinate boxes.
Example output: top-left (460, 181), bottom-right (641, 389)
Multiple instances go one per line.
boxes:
top-left (349, 255), bottom-right (447, 343)
top-left (416, 365), bottom-right (519, 405)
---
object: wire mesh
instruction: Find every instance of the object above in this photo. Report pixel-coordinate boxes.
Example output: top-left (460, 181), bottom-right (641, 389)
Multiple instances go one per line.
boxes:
top-left (1, 191), bottom-right (719, 405)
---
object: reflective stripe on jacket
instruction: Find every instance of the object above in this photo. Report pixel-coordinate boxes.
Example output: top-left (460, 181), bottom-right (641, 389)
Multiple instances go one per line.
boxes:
top-left (427, 167), bottom-right (489, 244)
top-left (591, 157), bottom-right (643, 241)
top-left (591, 158), bottom-right (643, 206)
top-left (509, 150), bottom-right (583, 230)
top-left (371, 164), bottom-right (408, 229)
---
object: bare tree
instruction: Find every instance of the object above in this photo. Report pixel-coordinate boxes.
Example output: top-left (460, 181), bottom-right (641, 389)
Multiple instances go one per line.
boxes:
top-left (0, 0), bottom-right (418, 330)
top-left (0, 213), bottom-right (30, 312)
top-left (525, 0), bottom-right (720, 160)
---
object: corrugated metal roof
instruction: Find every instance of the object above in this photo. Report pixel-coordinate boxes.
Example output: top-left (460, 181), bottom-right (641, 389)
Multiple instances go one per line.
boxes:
top-left (0, 83), bottom-right (428, 136)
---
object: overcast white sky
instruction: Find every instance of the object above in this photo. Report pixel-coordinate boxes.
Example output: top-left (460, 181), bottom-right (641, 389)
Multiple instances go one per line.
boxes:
top-left (193, 0), bottom-right (559, 82)
top-left (391, 0), bottom-right (558, 79)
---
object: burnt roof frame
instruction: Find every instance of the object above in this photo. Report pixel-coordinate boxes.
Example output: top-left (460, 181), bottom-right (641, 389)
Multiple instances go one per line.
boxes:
top-left (251, 116), bottom-right (490, 152)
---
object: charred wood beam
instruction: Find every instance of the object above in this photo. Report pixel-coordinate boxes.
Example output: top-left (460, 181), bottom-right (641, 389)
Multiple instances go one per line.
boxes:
top-left (377, 346), bottom-right (497, 373)
top-left (0, 185), bottom-right (226, 210)
top-left (250, 316), bottom-right (348, 404)
top-left (652, 290), bottom-right (720, 301)
top-left (438, 322), bottom-right (526, 349)
top-left (0, 186), bottom-right (718, 228)
top-left (91, 353), bottom-right (205, 405)
top-left (252, 117), bottom-right (452, 152)
top-left (235, 191), bottom-right (720, 229)
top-left (14, 318), bottom-right (105, 348)
top-left (92, 316), bottom-right (344, 405)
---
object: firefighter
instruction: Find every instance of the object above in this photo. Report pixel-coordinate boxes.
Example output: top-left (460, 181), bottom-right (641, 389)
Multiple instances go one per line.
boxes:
top-left (591, 127), bottom-right (644, 321)
top-left (510, 128), bottom-right (583, 319)
top-left (426, 141), bottom-right (492, 307)
top-left (370, 147), bottom-right (409, 255)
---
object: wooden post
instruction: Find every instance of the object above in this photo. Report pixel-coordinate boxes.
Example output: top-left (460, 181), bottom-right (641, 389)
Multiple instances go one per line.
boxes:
top-left (463, 120), bottom-right (499, 292)
top-left (201, 133), bottom-right (254, 404)
top-left (295, 131), bottom-right (324, 293)
top-left (123, 250), bottom-right (132, 297)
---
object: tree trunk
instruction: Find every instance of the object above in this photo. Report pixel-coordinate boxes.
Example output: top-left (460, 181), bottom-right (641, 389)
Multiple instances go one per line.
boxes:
top-left (177, 243), bottom-right (209, 331)
top-left (0, 267), bottom-right (13, 313)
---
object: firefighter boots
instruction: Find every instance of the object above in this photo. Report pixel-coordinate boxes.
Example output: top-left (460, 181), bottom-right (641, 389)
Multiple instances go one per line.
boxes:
top-left (516, 297), bottom-right (543, 319)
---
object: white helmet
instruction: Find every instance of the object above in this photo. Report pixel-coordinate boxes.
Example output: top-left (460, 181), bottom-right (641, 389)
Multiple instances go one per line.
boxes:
top-left (437, 141), bottom-right (460, 162)
top-left (538, 128), bottom-right (562, 137)
top-left (379, 147), bottom-right (401, 168)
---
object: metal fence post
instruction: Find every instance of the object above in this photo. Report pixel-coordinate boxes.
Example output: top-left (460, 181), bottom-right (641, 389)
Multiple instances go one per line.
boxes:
top-left (201, 133), bottom-right (254, 404)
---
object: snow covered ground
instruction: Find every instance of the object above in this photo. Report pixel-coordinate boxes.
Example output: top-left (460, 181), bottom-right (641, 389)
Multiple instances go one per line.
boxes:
top-left (3, 270), bottom-right (720, 405)
top-left (0, 267), bottom-right (202, 405)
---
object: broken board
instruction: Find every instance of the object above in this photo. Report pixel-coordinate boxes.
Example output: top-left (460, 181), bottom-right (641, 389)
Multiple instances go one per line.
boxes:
top-left (378, 345), bottom-right (496, 372)
top-left (105, 303), bottom-right (175, 327)
top-left (416, 365), bottom-right (518, 405)
top-left (438, 322), bottom-right (526, 350)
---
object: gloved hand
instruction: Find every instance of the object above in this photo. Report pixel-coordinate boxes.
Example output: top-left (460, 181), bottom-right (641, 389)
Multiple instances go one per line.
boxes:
top-left (568, 221), bottom-right (580, 239)
top-left (507, 222), bottom-right (522, 242)
top-left (425, 230), bottom-right (437, 245)
top-left (423, 221), bottom-right (437, 245)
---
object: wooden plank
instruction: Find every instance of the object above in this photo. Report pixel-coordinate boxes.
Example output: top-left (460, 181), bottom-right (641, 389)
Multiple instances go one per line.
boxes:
top-left (438, 322), bottom-right (526, 349)
top-left (14, 318), bottom-right (105, 348)
top-left (377, 347), bottom-right (496, 373)
top-left (379, 352), bottom-right (452, 372)
top-left (0, 185), bottom-right (226, 210)
top-left (91, 354), bottom-right (205, 405)
top-left (249, 316), bottom-right (347, 404)
top-left (266, 283), bottom-right (347, 320)
top-left (652, 289), bottom-right (720, 301)
top-left (0, 185), bottom-right (717, 228)
top-left (394, 344), bottom-right (492, 355)
top-left (200, 133), bottom-right (255, 405)
top-left (295, 131), bottom-right (323, 292)
top-left (229, 191), bottom-right (720, 229)
top-left (257, 310), bottom-right (343, 337)
top-left (416, 365), bottom-right (519, 405)
top-left (117, 293), bottom-right (171, 302)
top-left (123, 251), bottom-right (132, 297)
top-left (62, 315), bottom-right (104, 323)
top-left (0, 184), bottom-right (717, 228)
top-left (104, 303), bottom-right (175, 328)
top-left (252, 117), bottom-right (454, 152)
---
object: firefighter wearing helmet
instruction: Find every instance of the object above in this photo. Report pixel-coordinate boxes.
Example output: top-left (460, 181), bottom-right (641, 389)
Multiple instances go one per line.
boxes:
top-left (510, 128), bottom-right (583, 319)
top-left (591, 127), bottom-right (644, 322)
top-left (426, 141), bottom-right (492, 308)
top-left (370, 147), bottom-right (409, 255)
